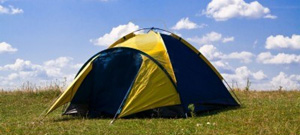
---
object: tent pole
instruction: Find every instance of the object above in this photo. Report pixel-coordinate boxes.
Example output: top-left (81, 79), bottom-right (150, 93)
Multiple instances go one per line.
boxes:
top-left (110, 84), bottom-right (135, 125)
top-left (110, 106), bottom-right (121, 125)
top-left (224, 80), bottom-right (242, 105)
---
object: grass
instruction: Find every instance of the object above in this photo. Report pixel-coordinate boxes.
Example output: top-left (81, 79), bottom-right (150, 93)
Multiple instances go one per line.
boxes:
top-left (0, 90), bottom-right (299, 135)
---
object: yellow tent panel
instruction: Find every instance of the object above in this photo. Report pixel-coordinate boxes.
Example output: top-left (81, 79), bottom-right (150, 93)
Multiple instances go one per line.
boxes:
top-left (110, 31), bottom-right (177, 83)
top-left (118, 56), bottom-right (181, 118)
top-left (46, 57), bottom-right (96, 115)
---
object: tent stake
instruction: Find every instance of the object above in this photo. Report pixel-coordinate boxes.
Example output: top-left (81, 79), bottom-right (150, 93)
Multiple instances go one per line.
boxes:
top-left (110, 119), bottom-right (116, 125)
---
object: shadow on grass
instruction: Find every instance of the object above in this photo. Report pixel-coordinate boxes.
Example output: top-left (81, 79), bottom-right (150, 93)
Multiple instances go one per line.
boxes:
top-left (50, 106), bottom-right (243, 122)
top-left (195, 106), bottom-right (243, 118)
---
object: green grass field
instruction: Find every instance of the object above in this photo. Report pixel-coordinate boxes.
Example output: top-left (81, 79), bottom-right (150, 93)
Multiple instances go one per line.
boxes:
top-left (0, 90), bottom-right (299, 135)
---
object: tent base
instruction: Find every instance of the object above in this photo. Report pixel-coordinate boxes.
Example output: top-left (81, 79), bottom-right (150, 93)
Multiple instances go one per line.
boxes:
top-left (63, 103), bottom-right (240, 118)
top-left (63, 104), bottom-right (186, 118)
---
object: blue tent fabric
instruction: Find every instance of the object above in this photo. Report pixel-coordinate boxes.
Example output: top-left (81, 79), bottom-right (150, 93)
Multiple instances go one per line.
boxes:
top-left (70, 48), bottom-right (143, 117)
top-left (160, 34), bottom-right (239, 111)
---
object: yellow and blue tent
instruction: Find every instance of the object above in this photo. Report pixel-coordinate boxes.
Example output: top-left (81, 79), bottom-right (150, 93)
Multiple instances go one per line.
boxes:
top-left (46, 28), bottom-right (240, 120)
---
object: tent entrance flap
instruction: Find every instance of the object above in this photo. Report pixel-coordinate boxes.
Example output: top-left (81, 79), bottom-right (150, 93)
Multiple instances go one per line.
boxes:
top-left (64, 48), bottom-right (143, 117)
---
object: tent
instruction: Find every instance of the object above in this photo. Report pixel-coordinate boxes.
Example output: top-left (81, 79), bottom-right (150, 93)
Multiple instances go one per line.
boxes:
top-left (46, 28), bottom-right (240, 120)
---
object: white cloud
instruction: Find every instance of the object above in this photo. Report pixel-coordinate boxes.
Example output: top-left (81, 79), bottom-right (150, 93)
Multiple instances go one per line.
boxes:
top-left (71, 63), bottom-right (83, 69)
top-left (265, 34), bottom-right (300, 49)
top-left (8, 73), bottom-right (18, 80)
top-left (171, 17), bottom-right (206, 30)
top-left (0, 57), bottom-right (82, 90)
top-left (198, 46), bottom-right (244, 73)
top-left (188, 31), bottom-right (222, 45)
top-left (204, 0), bottom-right (276, 21)
top-left (0, 42), bottom-right (18, 54)
top-left (0, 59), bottom-right (41, 71)
top-left (264, 14), bottom-right (277, 19)
top-left (270, 72), bottom-right (300, 90)
top-left (223, 51), bottom-right (254, 63)
top-left (0, 5), bottom-right (8, 13)
top-left (187, 31), bottom-right (234, 45)
top-left (9, 5), bottom-right (23, 14)
top-left (199, 44), bottom-right (254, 63)
top-left (252, 70), bottom-right (267, 80)
top-left (43, 57), bottom-right (74, 77)
top-left (199, 44), bottom-right (223, 61)
top-left (222, 37), bottom-right (235, 43)
top-left (44, 57), bottom-right (73, 68)
top-left (212, 60), bottom-right (234, 73)
top-left (91, 22), bottom-right (139, 46)
top-left (222, 66), bottom-right (267, 87)
top-left (257, 52), bottom-right (300, 64)
top-left (0, 5), bottom-right (23, 15)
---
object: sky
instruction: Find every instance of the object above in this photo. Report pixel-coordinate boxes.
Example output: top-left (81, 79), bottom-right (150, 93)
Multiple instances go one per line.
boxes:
top-left (0, 0), bottom-right (300, 90)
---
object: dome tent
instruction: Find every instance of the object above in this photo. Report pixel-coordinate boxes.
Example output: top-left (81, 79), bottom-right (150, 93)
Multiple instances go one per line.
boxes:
top-left (46, 28), bottom-right (240, 121)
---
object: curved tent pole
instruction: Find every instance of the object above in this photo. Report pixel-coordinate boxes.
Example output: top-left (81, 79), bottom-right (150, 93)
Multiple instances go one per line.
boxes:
top-left (133, 27), bottom-right (173, 35)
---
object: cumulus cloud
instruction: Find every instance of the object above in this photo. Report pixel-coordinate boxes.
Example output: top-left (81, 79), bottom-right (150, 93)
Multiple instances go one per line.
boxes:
top-left (212, 60), bottom-right (234, 73)
top-left (222, 66), bottom-right (267, 86)
top-left (43, 57), bottom-right (74, 77)
top-left (199, 44), bottom-right (223, 61)
top-left (270, 72), bottom-right (300, 90)
top-left (71, 63), bottom-right (83, 69)
top-left (265, 34), bottom-right (300, 49)
top-left (257, 52), bottom-right (300, 64)
top-left (188, 32), bottom-right (222, 45)
top-left (44, 57), bottom-right (73, 68)
top-left (0, 42), bottom-right (18, 54)
top-left (91, 22), bottom-right (139, 46)
top-left (223, 51), bottom-right (254, 63)
top-left (252, 71), bottom-right (267, 80)
top-left (187, 31), bottom-right (234, 45)
top-left (0, 5), bottom-right (23, 15)
top-left (199, 44), bottom-right (254, 63)
top-left (0, 59), bottom-right (41, 71)
top-left (253, 72), bottom-right (300, 90)
top-left (171, 17), bottom-right (207, 30)
top-left (204, 0), bottom-right (276, 21)
top-left (0, 57), bottom-right (82, 90)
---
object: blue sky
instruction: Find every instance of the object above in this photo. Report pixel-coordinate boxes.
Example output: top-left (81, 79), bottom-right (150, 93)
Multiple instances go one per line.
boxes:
top-left (0, 0), bottom-right (300, 90)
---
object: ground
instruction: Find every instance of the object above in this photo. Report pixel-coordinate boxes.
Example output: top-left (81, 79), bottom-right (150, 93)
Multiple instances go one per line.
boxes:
top-left (0, 90), bottom-right (299, 135)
